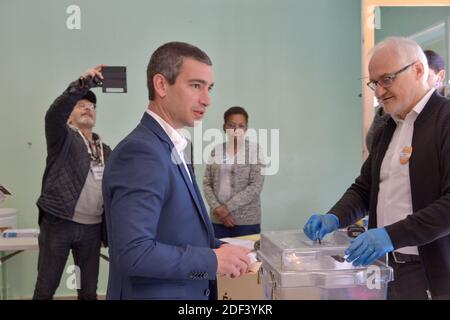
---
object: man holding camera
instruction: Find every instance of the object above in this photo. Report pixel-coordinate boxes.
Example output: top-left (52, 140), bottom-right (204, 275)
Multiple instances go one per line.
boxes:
top-left (33, 65), bottom-right (111, 300)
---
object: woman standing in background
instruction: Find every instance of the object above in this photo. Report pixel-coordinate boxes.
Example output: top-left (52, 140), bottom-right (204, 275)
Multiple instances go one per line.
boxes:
top-left (203, 106), bottom-right (265, 238)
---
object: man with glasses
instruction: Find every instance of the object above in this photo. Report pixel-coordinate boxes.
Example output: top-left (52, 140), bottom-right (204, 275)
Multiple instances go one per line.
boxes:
top-left (303, 37), bottom-right (450, 299)
top-left (33, 65), bottom-right (112, 300)
top-left (366, 49), bottom-right (450, 151)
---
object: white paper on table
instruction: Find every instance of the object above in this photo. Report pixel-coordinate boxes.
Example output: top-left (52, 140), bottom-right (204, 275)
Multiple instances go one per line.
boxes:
top-left (219, 237), bottom-right (255, 250)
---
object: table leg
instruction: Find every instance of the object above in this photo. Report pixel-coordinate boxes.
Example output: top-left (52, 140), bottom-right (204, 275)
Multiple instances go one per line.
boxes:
top-left (0, 251), bottom-right (24, 299)
top-left (0, 251), bottom-right (6, 299)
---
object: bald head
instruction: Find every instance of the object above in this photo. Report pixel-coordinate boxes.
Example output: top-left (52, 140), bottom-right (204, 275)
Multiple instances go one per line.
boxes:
top-left (370, 37), bottom-right (429, 83)
top-left (368, 37), bottom-right (431, 119)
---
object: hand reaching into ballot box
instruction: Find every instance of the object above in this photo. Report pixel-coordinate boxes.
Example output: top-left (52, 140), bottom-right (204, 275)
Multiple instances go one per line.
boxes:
top-left (303, 213), bottom-right (340, 241)
top-left (213, 243), bottom-right (251, 278)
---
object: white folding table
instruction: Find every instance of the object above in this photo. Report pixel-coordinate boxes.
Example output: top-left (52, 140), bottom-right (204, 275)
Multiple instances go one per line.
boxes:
top-left (0, 237), bottom-right (38, 299)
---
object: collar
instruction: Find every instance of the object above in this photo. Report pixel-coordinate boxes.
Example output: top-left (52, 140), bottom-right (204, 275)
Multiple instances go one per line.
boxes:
top-left (68, 124), bottom-right (100, 142)
top-left (392, 88), bottom-right (435, 124)
top-left (147, 110), bottom-right (188, 154)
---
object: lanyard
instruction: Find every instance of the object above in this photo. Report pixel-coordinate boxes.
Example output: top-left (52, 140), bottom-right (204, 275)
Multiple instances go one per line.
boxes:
top-left (74, 128), bottom-right (105, 167)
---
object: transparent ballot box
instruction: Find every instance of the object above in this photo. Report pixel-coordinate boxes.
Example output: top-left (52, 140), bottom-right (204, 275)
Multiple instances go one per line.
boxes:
top-left (257, 230), bottom-right (393, 300)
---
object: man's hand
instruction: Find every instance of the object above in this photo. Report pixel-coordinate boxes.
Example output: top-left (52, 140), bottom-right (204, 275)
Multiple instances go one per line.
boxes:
top-left (345, 228), bottom-right (394, 266)
top-left (80, 65), bottom-right (106, 88)
top-left (213, 244), bottom-right (251, 277)
top-left (303, 213), bottom-right (340, 241)
top-left (83, 64), bottom-right (106, 80)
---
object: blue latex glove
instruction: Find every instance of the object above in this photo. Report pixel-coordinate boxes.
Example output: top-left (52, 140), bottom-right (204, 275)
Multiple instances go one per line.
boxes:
top-left (303, 214), bottom-right (340, 241)
top-left (345, 228), bottom-right (394, 266)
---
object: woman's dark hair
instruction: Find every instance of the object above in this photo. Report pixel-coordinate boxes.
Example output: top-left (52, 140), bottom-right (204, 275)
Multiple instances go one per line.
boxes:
top-left (224, 106), bottom-right (248, 123)
top-left (424, 50), bottom-right (445, 73)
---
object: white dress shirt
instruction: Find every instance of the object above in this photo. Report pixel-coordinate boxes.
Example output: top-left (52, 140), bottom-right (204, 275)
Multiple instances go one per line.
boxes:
top-left (377, 88), bottom-right (435, 255)
top-left (147, 110), bottom-right (192, 182)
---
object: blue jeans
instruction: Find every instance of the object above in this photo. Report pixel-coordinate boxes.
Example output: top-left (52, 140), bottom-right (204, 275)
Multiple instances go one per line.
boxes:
top-left (212, 223), bottom-right (260, 239)
top-left (33, 213), bottom-right (101, 300)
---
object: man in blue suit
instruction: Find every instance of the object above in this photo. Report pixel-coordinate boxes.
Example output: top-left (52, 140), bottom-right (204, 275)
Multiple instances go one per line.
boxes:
top-left (103, 42), bottom-right (251, 300)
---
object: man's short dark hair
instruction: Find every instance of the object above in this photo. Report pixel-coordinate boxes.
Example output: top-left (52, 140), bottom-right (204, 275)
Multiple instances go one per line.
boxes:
top-left (224, 106), bottom-right (249, 123)
top-left (424, 50), bottom-right (445, 73)
top-left (147, 42), bottom-right (212, 101)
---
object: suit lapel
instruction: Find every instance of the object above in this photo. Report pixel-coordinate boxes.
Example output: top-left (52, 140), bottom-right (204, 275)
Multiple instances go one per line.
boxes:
top-left (172, 151), bottom-right (204, 218)
top-left (187, 163), bottom-right (215, 244)
top-left (140, 112), bottom-right (213, 239)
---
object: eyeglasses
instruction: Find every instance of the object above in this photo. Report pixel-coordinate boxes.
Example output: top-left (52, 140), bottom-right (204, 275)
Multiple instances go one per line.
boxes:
top-left (75, 102), bottom-right (96, 110)
top-left (366, 61), bottom-right (416, 91)
top-left (225, 123), bottom-right (247, 130)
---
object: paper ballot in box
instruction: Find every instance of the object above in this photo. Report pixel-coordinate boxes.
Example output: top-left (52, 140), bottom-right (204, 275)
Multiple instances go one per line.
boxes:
top-left (1, 228), bottom-right (40, 238)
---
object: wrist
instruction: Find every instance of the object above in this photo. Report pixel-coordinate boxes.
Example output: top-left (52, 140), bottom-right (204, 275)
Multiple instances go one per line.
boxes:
top-left (219, 214), bottom-right (231, 221)
top-left (327, 213), bottom-right (340, 229)
top-left (380, 228), bottom-right (394, 250)
top-left (215, 212), bottom-right (227, 219)
top-left (67, 77), bottom-right (89, 95)
top-left (78, 76), bottom-right (87, 88)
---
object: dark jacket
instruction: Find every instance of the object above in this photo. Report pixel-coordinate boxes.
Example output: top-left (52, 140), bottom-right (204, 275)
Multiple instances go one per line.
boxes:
top-left (330, 91), bottom-right (450, 298)
top-left (36, 81), bottom-right (112, 244)
top-left (366, 85), bottom-right (450, 151)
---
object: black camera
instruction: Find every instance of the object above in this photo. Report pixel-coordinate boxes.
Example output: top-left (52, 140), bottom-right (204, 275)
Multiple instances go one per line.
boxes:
top-left (92, 76), bottom-right (103, 87)
top-left (100, 66), bottom-right (127, 93)
top-left (84, 66), bottom-right (127, 93)
top-left (82, 75), bottom-right (103, 89)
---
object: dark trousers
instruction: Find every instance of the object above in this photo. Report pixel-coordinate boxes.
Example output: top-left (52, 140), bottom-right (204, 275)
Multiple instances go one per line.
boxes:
top-left (212, 223), bottom-right (260, 239)
top-left (387, 254), bottom-right (430, 300)
top-left (33, 213), bottom-right (101, 300)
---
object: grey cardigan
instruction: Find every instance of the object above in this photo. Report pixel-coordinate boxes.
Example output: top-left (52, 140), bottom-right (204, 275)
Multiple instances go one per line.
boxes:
top-left (203, 140), bottom-right (265, 225)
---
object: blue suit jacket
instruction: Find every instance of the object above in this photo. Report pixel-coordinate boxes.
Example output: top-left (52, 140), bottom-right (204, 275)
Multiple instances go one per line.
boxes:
top-left (103, 112), bottom-right (221, 300)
